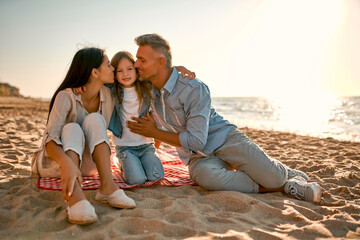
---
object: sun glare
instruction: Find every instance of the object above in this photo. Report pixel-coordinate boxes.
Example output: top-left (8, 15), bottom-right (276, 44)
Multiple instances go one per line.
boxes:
top-left (272, 92), bottom-right (339, 135)
top-left (223, 0), bottom-right (346, 98)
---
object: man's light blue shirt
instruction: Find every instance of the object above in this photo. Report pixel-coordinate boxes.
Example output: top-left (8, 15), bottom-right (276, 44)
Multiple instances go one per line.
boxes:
top-left (151, 68), bottom-right (236, 165)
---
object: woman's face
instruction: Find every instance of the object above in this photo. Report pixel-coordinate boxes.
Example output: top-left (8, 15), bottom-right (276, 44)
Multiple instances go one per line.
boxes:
top-left (116, 58), bottom-right (137, 88)
top-left (96, 55), bottom-right (115, 84)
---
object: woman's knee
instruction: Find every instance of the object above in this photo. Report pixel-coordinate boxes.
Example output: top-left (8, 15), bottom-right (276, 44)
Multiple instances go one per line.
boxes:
top-left (61, 123), bottom-right (85, 155)
top-left (82, 113), bottom-right (110, 153)
top-left (62, 123), bottom-right (83, 137)
top-left (82, 113), bottom-right (106, 130)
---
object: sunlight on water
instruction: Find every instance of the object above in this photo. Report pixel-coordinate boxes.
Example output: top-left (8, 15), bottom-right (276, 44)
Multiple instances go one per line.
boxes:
top-left (273, 93), bottom-right (339, 135)
top-left (212, 94), bottom-right (360, 142)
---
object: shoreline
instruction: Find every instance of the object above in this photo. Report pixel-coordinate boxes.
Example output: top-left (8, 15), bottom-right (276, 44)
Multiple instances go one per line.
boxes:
top-left (0, 96), bottom-right (359, 239)
top-left (2, 95), bottom-right (359, 143)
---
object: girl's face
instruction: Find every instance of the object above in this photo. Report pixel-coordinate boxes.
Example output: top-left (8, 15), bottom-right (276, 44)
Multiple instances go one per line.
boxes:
top-left (116, 58), bottom-right (137, 88)
top-left (97, 55), bottom-right (115, 84)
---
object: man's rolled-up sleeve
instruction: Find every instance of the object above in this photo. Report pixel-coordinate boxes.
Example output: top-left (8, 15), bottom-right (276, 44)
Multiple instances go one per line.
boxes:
top-left (179, 84), bottom-right (211, 152)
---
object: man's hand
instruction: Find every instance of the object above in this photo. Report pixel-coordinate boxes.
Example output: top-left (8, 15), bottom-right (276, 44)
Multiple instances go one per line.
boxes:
top-left (72, 86), bottom-right (87, 95)
top-left (127, 113), bottom-right (158, 138)
top-left (128, 112), bottom-right (182, 147)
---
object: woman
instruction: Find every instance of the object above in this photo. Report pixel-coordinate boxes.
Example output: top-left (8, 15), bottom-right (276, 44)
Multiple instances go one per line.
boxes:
top-left (31, 47), bottom-right (135, 225)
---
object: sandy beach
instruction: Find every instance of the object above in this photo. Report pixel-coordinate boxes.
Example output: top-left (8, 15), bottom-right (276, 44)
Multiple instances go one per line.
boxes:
top-left (0, 96), bottom-right (359, 240)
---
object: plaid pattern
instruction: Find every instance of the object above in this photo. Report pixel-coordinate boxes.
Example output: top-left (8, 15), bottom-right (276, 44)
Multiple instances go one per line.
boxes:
top-left (37, 147), bottom-right (196, 190)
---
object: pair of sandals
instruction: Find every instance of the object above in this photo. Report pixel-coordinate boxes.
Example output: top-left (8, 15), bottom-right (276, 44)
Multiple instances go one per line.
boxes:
top-left (67, 189), bottom-right (136, 225)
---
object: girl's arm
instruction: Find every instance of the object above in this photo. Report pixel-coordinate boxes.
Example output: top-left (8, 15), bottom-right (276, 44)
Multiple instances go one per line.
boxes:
top-left (174, 66), bottom-right (196, 79)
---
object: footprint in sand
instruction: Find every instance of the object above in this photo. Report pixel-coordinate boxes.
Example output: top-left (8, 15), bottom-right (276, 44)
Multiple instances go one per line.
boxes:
top-left (164, 210), bottom-right (195, 223)
top-left (196, 193), bottom-right (252, 213)
top-left (0, 162), bottom-right (14, 171)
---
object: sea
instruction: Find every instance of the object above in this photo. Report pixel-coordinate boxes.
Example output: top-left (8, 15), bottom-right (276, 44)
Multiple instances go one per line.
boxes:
top-left (211, 96), bottom-right (360, 143)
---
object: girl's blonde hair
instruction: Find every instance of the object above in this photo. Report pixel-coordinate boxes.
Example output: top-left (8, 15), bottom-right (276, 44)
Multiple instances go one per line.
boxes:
top-left (110, 51), bottom-right (153, 107)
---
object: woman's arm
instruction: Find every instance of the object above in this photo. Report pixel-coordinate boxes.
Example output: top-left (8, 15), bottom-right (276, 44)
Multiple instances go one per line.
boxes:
top-left (46, 141), bottom-right (83, 201)
top-left (45, 90), bottom-right (82, 200)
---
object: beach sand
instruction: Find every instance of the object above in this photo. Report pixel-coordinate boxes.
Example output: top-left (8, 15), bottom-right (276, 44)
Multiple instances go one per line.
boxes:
top-left (0, 96), bottom-right (359, 240)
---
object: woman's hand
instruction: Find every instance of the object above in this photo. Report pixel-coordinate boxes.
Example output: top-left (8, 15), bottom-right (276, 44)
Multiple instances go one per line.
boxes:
top-left (174, 66), bottom-right (196, 79)
top-left (60, 157), bottom-right (83, 201)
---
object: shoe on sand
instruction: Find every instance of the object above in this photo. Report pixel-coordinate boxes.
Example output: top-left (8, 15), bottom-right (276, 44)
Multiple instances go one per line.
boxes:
top-left (95, 189), bottom-right (136, 209)
top-left (287, 167), bottom-right (310, 181)
top-left (284, 176), bottom-right (322, 203)
top-left (67, 199), bottom-right (97, 225)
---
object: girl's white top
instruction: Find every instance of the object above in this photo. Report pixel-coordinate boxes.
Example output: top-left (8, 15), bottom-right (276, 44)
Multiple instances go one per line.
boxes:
top-left (112, 87), bottom-right (153, 146)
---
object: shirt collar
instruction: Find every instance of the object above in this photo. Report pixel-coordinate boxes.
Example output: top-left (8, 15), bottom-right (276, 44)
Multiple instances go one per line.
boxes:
top-left (74, 86), bottom-right (106, 105)
top-left (162, 68), bottom-right (178, 94)
top-left (99, 86), bottom-right (106, 102)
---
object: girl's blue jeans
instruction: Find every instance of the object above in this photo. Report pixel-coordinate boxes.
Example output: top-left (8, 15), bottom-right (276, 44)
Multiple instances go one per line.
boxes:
top-left (115, 143), bottom-right (164, 185)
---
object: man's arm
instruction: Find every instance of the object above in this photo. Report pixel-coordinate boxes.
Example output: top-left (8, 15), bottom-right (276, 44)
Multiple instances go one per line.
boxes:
top-left (128, 83), bottom-right (212, 152)
top-left (177, 83), bottom-right (211, 151)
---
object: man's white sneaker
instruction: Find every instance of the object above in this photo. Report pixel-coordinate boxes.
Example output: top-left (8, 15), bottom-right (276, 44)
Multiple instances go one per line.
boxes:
top-left (284, 176), bottom-right (322, 203)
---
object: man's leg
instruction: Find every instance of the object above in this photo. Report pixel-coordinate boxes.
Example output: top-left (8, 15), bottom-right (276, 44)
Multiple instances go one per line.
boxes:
top-left (189, 155), bottom-right (259, 193)
top-left (215, 128), bottom-right (288, 190)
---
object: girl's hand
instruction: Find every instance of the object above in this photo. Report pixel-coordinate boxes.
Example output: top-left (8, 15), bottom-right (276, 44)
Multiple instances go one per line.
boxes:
top-left (60, 158), bottom-right (83, 201)
top-left (174, 66), bottom-right (196, 79)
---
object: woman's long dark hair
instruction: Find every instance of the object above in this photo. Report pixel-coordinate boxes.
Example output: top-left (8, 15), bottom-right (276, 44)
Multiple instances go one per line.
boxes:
top-left (110, 51), bottom-right (153, 108)
top-left (47, 47), bottom-right (105, 122)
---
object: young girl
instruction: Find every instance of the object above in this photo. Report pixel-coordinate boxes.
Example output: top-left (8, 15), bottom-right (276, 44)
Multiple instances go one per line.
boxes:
top-left (107, 51), bottom-right (164, 185)
top-left (31, 47), bottom-right (136, 225)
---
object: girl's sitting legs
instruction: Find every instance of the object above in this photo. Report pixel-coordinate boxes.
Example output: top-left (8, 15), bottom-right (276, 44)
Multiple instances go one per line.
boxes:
top-left (115, 143), bottom-right (164, 185)
top-left (116, 148), bottom-right (147, 185)
top-left (139, 143), bottom-right (164, 182)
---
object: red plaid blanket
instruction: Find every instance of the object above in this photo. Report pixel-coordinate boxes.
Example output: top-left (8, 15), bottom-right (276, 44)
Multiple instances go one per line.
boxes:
top-left (37, 147), bottom-right (196, 190)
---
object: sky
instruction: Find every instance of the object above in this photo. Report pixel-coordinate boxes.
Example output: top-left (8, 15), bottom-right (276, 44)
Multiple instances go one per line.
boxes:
top-left (0, 0), bottom-right (359, 100)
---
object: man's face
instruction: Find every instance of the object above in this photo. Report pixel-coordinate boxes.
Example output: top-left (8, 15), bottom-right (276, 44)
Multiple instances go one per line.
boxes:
top-left (134, 45), bottom-right (160, 82)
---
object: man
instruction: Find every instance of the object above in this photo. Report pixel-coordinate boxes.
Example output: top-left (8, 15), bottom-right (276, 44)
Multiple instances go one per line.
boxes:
top-left (127, 33), bottom-right (322, 202)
